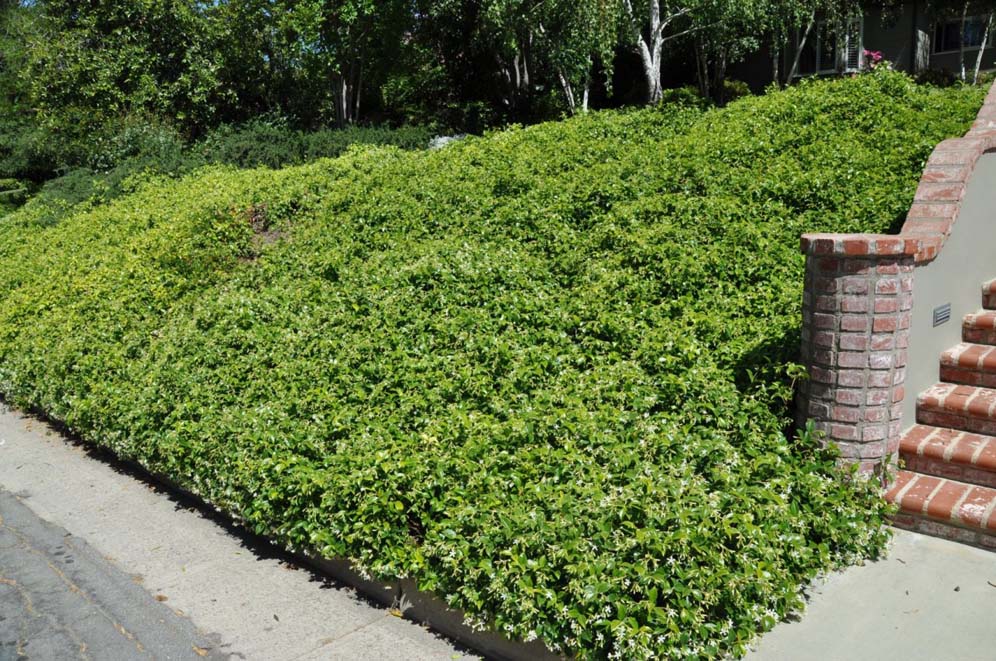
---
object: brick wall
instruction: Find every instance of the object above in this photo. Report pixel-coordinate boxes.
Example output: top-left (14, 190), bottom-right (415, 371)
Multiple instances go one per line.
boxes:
top-left (797, 81), bottom-right (996, 475)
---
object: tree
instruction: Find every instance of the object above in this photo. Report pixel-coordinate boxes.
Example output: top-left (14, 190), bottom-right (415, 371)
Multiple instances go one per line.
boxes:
top-left (23, 0), bottom-right (229, 134)
top-left (534, 0), bottom-right (620, 114)
top-left (618, 0), bottom-right (704, 104)
top-left (691, 0), bottom-right (772, 104)
top-left (274, 0), bottom-right (410, 127)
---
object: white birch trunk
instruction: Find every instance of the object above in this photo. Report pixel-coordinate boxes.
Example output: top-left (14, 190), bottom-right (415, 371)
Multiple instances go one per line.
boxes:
top-left (787, 13), bottom-right (816, 82)
top-left (974, 12), bottom-right (994, 84)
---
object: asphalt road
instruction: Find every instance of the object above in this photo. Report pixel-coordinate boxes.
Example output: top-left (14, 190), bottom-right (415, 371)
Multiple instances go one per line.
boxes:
top-left (0, 489), bottom-right (225, 661)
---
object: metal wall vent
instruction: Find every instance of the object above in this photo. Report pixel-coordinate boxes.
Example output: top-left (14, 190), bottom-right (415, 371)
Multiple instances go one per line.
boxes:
top-left (933, 303), bottom-right (951, 327)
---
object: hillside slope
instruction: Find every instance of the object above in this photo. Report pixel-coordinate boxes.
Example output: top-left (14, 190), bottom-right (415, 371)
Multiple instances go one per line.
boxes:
top-left (0, 71), bottom-right (984, 658)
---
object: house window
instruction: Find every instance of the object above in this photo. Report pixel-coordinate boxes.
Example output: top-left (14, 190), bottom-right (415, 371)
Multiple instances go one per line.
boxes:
top-left (933, 16), bottom-right (994, 53)
top-left (796, 17), bottom-right (863, 75)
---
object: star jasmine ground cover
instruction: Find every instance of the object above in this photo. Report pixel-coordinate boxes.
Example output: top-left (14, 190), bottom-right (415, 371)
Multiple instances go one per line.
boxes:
top-left (0, 71), bottom-right (983, 658)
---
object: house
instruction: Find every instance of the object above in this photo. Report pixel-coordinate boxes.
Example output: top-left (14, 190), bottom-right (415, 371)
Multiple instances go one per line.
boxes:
top-left (732, 3), bottom-right (996, 88)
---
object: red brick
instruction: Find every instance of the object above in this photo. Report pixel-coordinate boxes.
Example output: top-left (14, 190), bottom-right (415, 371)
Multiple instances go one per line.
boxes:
top-left (807, 237), bottom-right (836, 254)
top-left (813, 349), bottom-right (834, 365)
top-left (974, 438), bottom-right (996, 471)
top-left (836, 389), bottom-right (863, 405)
top-left (869, 352), bottom-right (893, 369)
top-left (896, 474), bottom-right (943, 515)
top-left (866, 389), bottom-right (890, 405)
top-left (875, 238), bottom-right (906, 255)
top-left (883, 470), bottom-right (915, 500)
top-left (865, 408), bottom-right (887, 422)
top-left (873, 316), bottom-right (898, 332)
top-left (845, 260), bottom-right (873, 275)
top-left (817, 258), bottom-right (840, 272)
top-left (833, 406), bottom-right (862, 423)
top-left (830, 424), bottom-right (859, 441)
top-left (843, 239), bottom-right (870, 255)
top-left (842, 278), bottom-right (869, 294)
top-left (839, 334), bottom-right (868, 351)
top-left (808, 401), bottom-right (831, 419)
top-left (810, 366), bottom-right (834, 384)
top-left (925, 481), bottom-right (969, 520)
top-left (814, 331), bottom-right (835, 348)
top-left (814, 277), bottom-right (837, 293)
top-left (870, 334), bottom-right (894, 351)
top-left (841, 296), bottom-right (868, 313)
top-left (838, 370), bottom-right (865, 387)
top-left (875, 262), bottom-right (900, 275)
top-left (813, 313), bottom-right (836, 329)
top-left (985, 505), bottom-right (996, 532)
top-left (903, 219), bottom-right (950, 235)
top-left (838, 352), bottom-right (866, 368)
top-left (875, 279), bottom-right (900, 295)
top-left (868, 372), bottom-right (891, 388)
top-left (914, 182), bottom-right (965, 202)
top-left (908, 201), bottom-right (959, 220)
top-left (920, 165), bottom-right (970, 183)
top-left (841, 315), bottom-right (869, 332)
top-left (926, 149), bottom-right (978, 166)
top-left (863, 425), bottom-right (886, 441)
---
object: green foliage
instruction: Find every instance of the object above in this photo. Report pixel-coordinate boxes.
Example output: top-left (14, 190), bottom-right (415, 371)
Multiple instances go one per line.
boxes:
top-left (196, 119), bottom-right (434, 169)
top-left (23, 0), bottom-right (229, 135)
top-left (0, 119), bottom-right (433, 225)
top-left (0, 72), bottom-right (982, 658)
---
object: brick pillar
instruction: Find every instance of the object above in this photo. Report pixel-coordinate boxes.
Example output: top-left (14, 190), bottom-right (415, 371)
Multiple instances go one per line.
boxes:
top-left (798, 235), bottom-right (917, 475)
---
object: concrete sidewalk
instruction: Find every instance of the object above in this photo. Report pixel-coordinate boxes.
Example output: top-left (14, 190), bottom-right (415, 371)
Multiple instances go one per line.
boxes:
top-left (0, 403), bottom-right (475, 660)
top-left (746, 521), bottom-right (996, 660)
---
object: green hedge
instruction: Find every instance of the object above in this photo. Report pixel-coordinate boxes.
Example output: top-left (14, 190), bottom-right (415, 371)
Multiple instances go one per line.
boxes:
top-left (0, 71), bottom-right (983, 658)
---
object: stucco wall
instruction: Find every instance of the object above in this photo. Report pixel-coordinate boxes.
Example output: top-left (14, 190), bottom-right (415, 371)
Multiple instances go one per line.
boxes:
top-left (903, 152), bottom-right (996, 425)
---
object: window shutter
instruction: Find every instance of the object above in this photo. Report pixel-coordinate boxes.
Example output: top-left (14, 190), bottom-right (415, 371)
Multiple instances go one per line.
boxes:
top-left (845, 17), bottom-right (863, 71)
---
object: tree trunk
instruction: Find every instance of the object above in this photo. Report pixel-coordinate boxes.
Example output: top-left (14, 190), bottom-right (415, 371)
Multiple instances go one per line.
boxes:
top-left (333, 75), bottom-right (348, 128)
top-left (558, 68), bottom-right (577, 115)
top-left (787, 13), bottom-right (816, 82)
top-left (623, 0), bottom-right (664, 104)
top-left (694, 39), bottom-right (709, 99)
top-left (974, 11), bottom-right (994, 84)
top-left (354, 61), bottom-right (363, 121)
top-left (960, 2), bottom-right (969, 81)
top-left (711, 49), bottom-right (727, 106)
top-left (772, 44), bottom-right (781, 87)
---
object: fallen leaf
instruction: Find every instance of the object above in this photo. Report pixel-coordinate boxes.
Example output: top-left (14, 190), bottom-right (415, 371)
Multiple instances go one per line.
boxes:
top-left (155, 595), bottom-right (168, 602)
top-left (192, 646), bottom-right (209, 657)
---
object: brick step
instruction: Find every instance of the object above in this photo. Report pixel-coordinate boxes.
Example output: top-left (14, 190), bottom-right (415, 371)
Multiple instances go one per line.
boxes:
top-left (899, 424), bottom-right (996, 488)
top-left (984, 279), bottom-right (996, 310)
top-left (917, 383), bottom-right (996, 435)
top-left (963, 310), bottom-right (996, 345)
top-left (939, 342), bottom-right (996, 387)
top-left (885, 470), bottom-right (996, 549)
